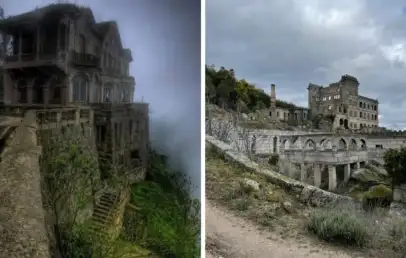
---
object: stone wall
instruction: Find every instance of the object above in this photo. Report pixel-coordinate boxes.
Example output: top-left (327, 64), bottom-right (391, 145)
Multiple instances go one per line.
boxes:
top-left (206, 135), bottom-right (358, 208)
top-left (0, 111), bottom-right (50, 258)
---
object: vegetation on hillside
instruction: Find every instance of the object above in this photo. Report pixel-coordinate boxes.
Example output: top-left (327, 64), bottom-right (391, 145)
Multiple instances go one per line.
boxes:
top-left (384, 147), bottom-right (406, 186)
top-left (124, 150), bottom-right (200, 258)
top-left (38, 125), bottom-right (199, 258)
top-left (205, 65), bottom-right (302, 112)
top-left (206, 142), bottom-right (406, 257)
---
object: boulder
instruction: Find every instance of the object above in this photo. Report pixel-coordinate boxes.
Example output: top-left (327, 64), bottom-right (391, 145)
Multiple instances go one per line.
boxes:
top-left (350, 165), bottom-right (390, 187)
top-left (240, 178), bottom-right (260, 193)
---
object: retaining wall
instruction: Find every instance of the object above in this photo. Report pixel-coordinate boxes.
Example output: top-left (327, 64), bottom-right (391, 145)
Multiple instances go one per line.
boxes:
top-left (0, 111), bottom-right (50, 258)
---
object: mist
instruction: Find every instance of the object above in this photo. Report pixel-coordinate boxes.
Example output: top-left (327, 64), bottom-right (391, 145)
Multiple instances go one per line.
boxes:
top-left (2, 0), bottom-right (202, 198)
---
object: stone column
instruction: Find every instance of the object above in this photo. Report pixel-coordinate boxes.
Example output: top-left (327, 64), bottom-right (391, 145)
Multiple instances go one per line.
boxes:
top-left (328, 165), bottom-right (337, 191)
top-left (36, 26), bottom-right (41, 59)
top-left (18, 30), bottom-right (22, 60)
top-left (344, 163), bottom-right (351, 182)
top-left (27, 79), bottom-right (34, 104)
top-left (300, 163), bottom-right (307, 182)
top-left (314, 164), bottom-right (321, 187)
top-left (355, 162), bottom-right (360, 169)
top-left (43, 85), bottom-right (49, 105)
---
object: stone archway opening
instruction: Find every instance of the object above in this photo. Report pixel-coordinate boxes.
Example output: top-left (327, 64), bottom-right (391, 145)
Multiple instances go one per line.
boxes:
top-left (272, 136), bottom-right (277, 153)
top-left (283, 139), bottom-right (290, 150)
top-left (321, 139), bottom-right (332, 150)
top-left (344, 119), bottom-right (349, 129)
top-left (360, 139), bottom-right (367, 150)
top-left (304, 139), bottom-right (316, 150)
top-left (338, 138), bottom-right (347, 151)
top-left (350, 139), bottom-right (357, 150)
top-left (320, 165), bottom-right (329, 190)
top-left (339, 118), bottom-right (344, 126)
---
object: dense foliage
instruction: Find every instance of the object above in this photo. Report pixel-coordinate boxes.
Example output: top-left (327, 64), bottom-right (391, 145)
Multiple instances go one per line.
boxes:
top-left (384, 147), bottom-right (406, 186)
top-left (124, 150), bottom-right (200, 258)
top-left (205, 65), bottom-right (301, 111)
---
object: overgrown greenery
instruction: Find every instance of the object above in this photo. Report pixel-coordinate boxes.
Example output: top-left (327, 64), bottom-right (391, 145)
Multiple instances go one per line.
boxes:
top-left (39, 124), bottom-right (199, 258)
top-left (123, 150), bottom-right (200, 258)
top-left (206, 65), bottom-right (302, 111)
top-left (384, 147), bottom-right (406, 186)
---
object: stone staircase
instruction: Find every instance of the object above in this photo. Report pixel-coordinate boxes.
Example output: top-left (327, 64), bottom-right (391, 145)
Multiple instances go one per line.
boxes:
top-left (88, 190), bottom-right (129, 237)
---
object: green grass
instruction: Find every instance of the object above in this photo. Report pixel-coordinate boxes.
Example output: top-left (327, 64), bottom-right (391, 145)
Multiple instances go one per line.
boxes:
top-left (124, 150), bottom-right (200, 258)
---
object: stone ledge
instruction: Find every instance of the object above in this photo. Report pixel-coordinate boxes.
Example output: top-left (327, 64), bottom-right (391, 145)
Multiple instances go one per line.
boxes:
top-left (206, 135), bottom-right (359, 208)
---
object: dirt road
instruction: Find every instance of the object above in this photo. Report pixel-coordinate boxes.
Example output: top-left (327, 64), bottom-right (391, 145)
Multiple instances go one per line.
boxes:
top-left (205, 201), bottom-right (363, 258)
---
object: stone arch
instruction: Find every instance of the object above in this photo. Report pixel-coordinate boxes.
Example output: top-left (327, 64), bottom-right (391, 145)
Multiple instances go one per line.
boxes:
top-left (272, 136), bottom-right (278, 153)
top-left (350, 138), bottom-right (357, 150)
top-left (103, 82), bottom-right (114, 102)
top-left (337, 138), bottom-right (347, 150)
top-left (283, 139), bottom-right (291, 149)
top-left (324, 139), bottom-right (332, 150)
top-left (71, 72), bottom-right (90, 102)
top-left (304, 139), bottom-right (316, 150)
top-left (360, 138), bottom-right (367, 149)
top-left (344, 119), bottom-right (349, 129)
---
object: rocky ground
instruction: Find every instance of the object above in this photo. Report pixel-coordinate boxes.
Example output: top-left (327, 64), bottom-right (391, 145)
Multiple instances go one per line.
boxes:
top-left (206, 201), bottom-right (362, 258)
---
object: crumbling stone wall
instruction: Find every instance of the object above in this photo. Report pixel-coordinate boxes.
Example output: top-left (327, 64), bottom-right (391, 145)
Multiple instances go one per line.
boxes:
top-left (0, 111), bottom-right (50, 258)
top-left (206, 135), bottom-right (358, 208)
top-left (39, 123), bottom-right (102, 254)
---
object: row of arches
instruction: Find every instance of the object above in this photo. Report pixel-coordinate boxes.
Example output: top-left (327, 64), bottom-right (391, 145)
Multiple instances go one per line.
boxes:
top-left (284, 137), bottom-right (366, 151)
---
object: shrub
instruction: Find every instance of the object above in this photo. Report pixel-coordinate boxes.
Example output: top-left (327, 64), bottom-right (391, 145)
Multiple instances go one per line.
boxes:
top-left (123, 151), bottom-right (200, 258)
top-left (308, 209), bottom-right (369, 247)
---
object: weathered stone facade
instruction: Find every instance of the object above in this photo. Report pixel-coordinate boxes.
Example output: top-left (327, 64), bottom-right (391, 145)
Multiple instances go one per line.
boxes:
top-left (206, 134), bottom-right (358, 208)
top-left (308, 75), bottom-right (379, 130)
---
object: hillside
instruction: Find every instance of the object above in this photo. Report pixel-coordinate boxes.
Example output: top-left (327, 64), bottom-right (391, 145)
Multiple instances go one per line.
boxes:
top-left (205, 65), bottom-right (304, 112)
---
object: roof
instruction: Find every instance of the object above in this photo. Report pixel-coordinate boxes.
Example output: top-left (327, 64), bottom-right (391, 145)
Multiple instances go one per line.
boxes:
top-left (1, 3), bottom-right (133, 61)
top-left (0, 3), bottom-right (82, 29)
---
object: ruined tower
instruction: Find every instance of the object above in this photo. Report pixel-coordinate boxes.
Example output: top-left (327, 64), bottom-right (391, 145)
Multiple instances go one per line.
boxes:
top-left (270, 84), bottom-right (277, 120)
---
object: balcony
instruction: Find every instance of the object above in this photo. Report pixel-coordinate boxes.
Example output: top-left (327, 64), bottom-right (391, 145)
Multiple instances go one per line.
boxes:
top-left (69, 51), bottom-right (100, 68)
top-left (3, 52), bottom-right (67, 70)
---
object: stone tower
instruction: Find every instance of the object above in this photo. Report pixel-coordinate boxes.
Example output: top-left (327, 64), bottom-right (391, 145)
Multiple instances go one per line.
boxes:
top-left (270, 84), bottom-right (277, 120)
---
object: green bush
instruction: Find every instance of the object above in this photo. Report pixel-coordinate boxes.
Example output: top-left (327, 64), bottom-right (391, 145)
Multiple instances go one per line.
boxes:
top-left (308, 209), bottom-right (369, 247)
top-left (123, 151), bottom-right (200, 258)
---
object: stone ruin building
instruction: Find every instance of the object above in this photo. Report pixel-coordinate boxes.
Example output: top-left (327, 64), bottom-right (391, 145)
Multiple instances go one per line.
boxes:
top-left (0, 3), bottom-right (148, 172)
top-left (268, 75), bottom-right (380, 131)
top-left (308, 74), bottom-right (379, 130)
top-left (0, 4), bottom-right (149, 257)
top-left (268, 84), bottom-right (309, 127)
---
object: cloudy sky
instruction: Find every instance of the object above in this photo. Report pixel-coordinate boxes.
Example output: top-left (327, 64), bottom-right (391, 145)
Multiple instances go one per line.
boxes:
top-left (2, 0), bottom-right (201, 197)
top-left (206, 0), bottom-right (406, 129)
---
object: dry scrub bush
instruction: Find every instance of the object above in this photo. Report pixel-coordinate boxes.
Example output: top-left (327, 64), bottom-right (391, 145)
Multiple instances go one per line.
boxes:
top-left (308, 203), bottom-right (406, 257)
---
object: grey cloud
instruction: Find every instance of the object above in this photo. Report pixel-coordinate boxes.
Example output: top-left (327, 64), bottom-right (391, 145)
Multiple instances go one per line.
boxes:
top-left (207, 0), bottom-right (406, 129)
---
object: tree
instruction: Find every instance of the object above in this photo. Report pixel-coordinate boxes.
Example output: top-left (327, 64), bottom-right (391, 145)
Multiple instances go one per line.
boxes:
top-left (383, 147), bottom-right (406, 186)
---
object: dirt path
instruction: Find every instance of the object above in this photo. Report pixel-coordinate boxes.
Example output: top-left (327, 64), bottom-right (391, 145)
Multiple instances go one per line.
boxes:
top-left (206, 201), bottom-right (364, 258)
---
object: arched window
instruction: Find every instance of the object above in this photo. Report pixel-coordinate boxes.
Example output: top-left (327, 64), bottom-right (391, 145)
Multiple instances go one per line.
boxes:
top-left (103, 83), bottom-right (113, 102)
top-left (72, 74), bottom-right (88, 102)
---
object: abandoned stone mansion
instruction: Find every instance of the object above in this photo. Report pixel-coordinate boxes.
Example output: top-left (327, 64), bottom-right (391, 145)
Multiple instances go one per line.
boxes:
top-left (0, 4), bottom-right (150, 257)
top-left (269, 74), bottom-right (380, 131)
top-left (0, 3), bottom-right (148, 169)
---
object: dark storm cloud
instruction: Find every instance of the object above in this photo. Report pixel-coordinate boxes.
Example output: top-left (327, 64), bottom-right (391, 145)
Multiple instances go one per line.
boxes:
top-left (3, 0), bottom-right (201, 197)
top-left (206, 0), bottom-right (406, 129)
